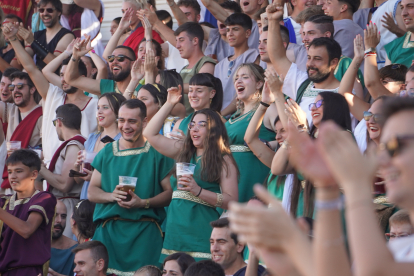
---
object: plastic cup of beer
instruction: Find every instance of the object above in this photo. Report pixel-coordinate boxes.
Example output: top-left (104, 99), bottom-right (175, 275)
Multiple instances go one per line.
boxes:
top-left (6, 141), bottom-right (21, 157)
top-left (119, 176), bottom-right (138, 201)
top-left (81, 150), bottom-right (97, 172)
top-left (176, 163), bottom-right (196, 188)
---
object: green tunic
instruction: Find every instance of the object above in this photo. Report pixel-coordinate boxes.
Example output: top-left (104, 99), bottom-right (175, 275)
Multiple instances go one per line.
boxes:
top-left (334, 55), bottom-right (365, 88)
top-left (384, 32), bottom-right (414, 68)
top-left (92, 141), bottom-right (174, 275)
top-left (160, 155), bottom-right (221, 262)
top-left (225, 109), bottom-right (275, 202)
top-left (266, 174), bottom-right (285, 201)
top-left (100, 79), bottom-right (143, 95)
top-left (178, 112), bottom-right (194, 136)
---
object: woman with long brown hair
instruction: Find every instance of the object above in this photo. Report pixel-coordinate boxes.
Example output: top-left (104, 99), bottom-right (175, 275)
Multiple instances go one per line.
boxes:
top-left (143, 87), bottom-right (238, 262)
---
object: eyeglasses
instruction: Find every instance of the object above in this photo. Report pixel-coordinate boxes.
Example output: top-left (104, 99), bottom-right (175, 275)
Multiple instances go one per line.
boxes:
top-left (8, 83), bottom-right (29, 91)
top-left (227, 60), bottom-right (235, 78)
top-left (188, 121), bottom-right (207, 131)
top-left (385, 233), bottom-right (412, 241)
top-left (378, 135), bottom-right (414, 157)
top-left (52, 117), bottom-right (63, 127)
top-left (308, 99), bottom-right (323, 111)
top-left (39, 8), bottom-right (56, 13)
top-left (363, 111), bottom-right (384, 124)
top-left (107, 55), bottom-right (134, 63)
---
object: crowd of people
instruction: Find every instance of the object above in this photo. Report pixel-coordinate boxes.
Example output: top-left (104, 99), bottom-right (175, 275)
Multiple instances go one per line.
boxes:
top-left (0, 0), bottom-right (414, 274)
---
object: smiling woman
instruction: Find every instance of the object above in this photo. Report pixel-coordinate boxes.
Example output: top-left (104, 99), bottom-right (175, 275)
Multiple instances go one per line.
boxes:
top-left (74, 92), bottom-right (126, 200)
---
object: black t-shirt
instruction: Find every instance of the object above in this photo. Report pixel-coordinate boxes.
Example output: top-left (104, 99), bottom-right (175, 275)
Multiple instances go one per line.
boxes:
top-left (233, 264), bottom-right (266, 276)
top-left (0, 46), bottom-right (16, 79)
top-left (33, 27), bottom-right (74, 69)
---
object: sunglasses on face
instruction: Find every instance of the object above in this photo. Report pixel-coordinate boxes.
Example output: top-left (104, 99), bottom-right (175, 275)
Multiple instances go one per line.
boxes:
top-left (8, 83), bottom-right (29, 91)
top-left (363, 111), bottom-right (384, 124)
top-left (188, 121), bottom-right (207, 131)
top-left (52, 117), bottom-right (63, 127)
top-left (39, 8), bottom-right (55, 13)
top-left (378, 135), bottom-right (414, 157)
top-left (308, 99), bottom-right (323, 111)
top-left (107, 55), bottom-right (134, 63)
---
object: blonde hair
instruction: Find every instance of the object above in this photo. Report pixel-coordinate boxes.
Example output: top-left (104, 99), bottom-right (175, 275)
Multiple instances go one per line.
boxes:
top-left (123, 0), bottom-right (146, 10)
top-left (232, 63), bottom-right (265, 112)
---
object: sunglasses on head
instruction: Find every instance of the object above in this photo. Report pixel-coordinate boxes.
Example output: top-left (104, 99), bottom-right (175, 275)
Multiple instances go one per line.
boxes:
top-left (378, 135), bottom-right (414, 157)
top-left (8, 83), bottom-right (29, 91)
top-left (107, 55), bottom-right (134, 63)
top-left (363, 111), bottom-right (384, 124)
top-left (308, 99), bottom-right (323, 111)
top-left (227, 60), bottom-right (235, 78)
top-left (39, 8), bottom-right (55, 13)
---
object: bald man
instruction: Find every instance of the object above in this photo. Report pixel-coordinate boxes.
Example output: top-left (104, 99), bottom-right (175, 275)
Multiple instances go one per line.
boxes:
top-left (50, 200), bottom-right (77, 276)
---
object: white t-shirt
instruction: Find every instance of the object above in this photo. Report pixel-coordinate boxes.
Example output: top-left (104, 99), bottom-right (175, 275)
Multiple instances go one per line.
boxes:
top-left (388, 235), bottom-right (414, 262)
top-left (42, 84), bottom-right (98, 165)
top-left (355, 117), bottom-right (368, 153)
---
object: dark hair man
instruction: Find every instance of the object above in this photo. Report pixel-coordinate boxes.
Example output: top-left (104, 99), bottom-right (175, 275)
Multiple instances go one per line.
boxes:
top-left (73, 241), bottom-right (113, 276)
top-left (88, 99), bottom-right (174, 274)
top-left (210, 218), bottom-right (266, 276)
top-left (0, 71), bottom-right (42, 191)
top-left (19, 0), bottom-right (75, 69)
top-left (49, 200), bottom-right (77, 276)
top-left (39, 104), bottom-right (86, 238)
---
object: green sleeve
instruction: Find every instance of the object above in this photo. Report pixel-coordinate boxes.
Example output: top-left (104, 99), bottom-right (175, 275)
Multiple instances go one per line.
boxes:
top-left (100, 79), bottom-right (114, 95)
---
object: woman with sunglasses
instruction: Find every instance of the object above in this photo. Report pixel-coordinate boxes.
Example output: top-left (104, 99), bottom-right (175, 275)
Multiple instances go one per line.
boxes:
top-left (270, 90), bottom-right (352, 218)
top-left (73, 92), bottom-right (126, 199)
top-left (226, 63), bottom-right (276, 203)
top-left (169, 73), bottom-right (224, 138)
top-left (143, 91), bottom-right (238, 262)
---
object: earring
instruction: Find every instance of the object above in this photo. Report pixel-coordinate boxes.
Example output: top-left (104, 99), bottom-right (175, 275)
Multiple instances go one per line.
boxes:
top-left (210, 98), bottom-right (212, 104)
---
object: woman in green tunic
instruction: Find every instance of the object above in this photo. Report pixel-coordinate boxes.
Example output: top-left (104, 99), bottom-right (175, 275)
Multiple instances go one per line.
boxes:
top-left (172, 73), bottom-right (224, 136)
top-left (225, 64), bottom-right (276, 202)
top-left (144, 91), bottom-right (239, 262)
top-left (243, 76), bottom-right (289, 200)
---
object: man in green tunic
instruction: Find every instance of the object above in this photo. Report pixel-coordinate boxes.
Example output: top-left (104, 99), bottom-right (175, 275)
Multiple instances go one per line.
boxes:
top-left (88, 99), bottom-right (174, 275)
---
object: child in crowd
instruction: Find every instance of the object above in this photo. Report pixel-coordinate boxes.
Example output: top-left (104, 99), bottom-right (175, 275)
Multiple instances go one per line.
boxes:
top-left (0, 149), bottom-right (56, 275)
top-left (386, 210), bottom-right (414, 241)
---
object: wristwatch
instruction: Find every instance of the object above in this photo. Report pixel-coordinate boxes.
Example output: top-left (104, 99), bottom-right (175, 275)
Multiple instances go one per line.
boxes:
top-left (168, 1), bottom-right (175, 6)
top-left (364, 47), bottom-right (376, 54)
top-left (144, 199), bottom-right (150, 209)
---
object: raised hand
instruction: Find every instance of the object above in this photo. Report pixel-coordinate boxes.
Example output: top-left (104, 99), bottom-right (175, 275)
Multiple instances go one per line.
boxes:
top-left (284, 99), bottom-right (307, 128)
top-left (354, 34), bottom-right (364, 61)
top-left (264, 67), bottom-right (284, 96)
top-left (381, 12), bottom-right (405, 37)
top-left (141, 14), bottom-right (153, 41)
top-left (262, 81), bottom-right (275, 104)
top-left (167, 85), bottom-right (183, 105)
top-left (17, 23), bottom-right (34, 44)
top-left (2, 22), bottom-right (19, 40)
top-left (287, 121), bottom-right (337, 187)
top-left (65, 37), bottom-right (81, 55)
top-left (119, 8), bottom-right (134, 31)
top-left (266, 2), bottom-right (284, 22)
top-left (229, 185), bottom-right (302, 251)
top-left (73, 35), bottom-right (93, 59)
top-left (364, 21), bottom-right (381, 50)
top-left (144, 48), bottom-right (158, 73)
top-left (317, 121), bottom-right (378, 191)
top-left (131, 59), bottom-right (145, 81)
top-left (260, 12), bottom-right (269, 28)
